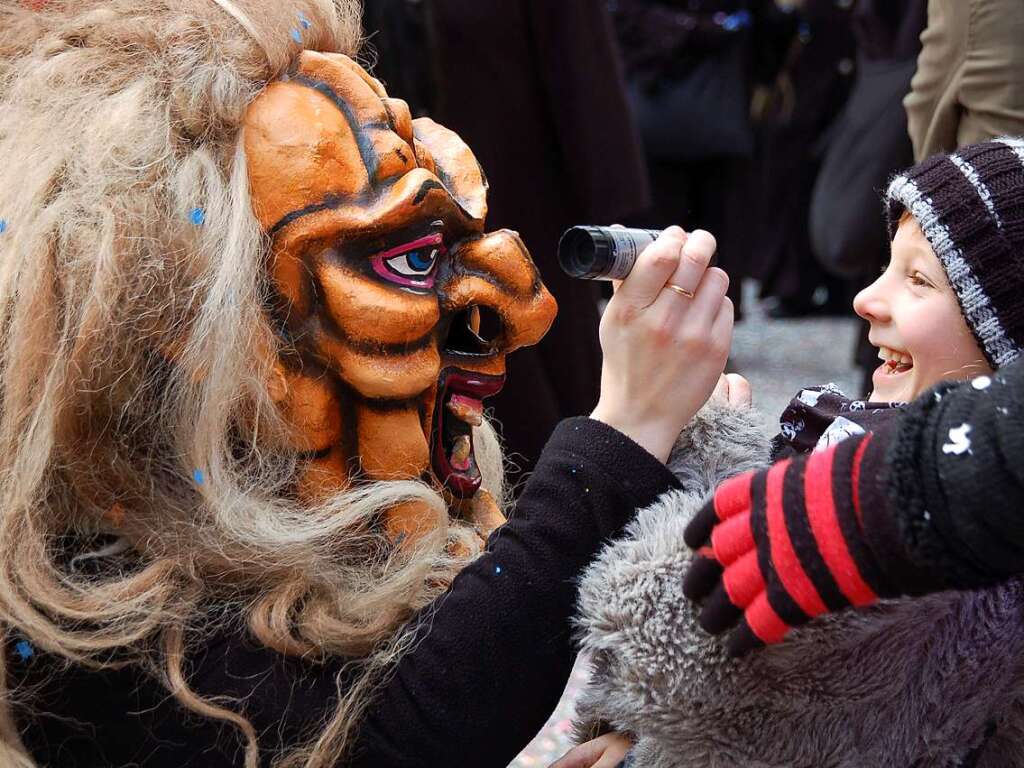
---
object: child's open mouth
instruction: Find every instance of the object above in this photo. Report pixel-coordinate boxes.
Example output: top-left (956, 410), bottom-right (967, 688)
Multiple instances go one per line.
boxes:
top-left (876, 345), bottom-right (914, 376)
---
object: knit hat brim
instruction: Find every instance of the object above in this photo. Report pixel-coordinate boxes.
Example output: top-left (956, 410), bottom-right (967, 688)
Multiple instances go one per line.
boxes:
top-left (885, 137), bottom-right (1024, 370)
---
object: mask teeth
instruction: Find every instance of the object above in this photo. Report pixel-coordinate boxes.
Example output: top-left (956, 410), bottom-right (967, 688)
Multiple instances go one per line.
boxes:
top-left (447, 395), bottom-right (483, 426)
top-left (450, 435), bottom-right (472, 470)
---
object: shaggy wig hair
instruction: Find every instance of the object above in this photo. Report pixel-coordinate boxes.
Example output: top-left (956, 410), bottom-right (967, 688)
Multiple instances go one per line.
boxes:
top-left (0, 1), bottom-right (502, 765)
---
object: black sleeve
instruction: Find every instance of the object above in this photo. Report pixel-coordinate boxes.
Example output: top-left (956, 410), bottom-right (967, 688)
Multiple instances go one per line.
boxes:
top-left (14, 419), bottom-right (678, 768)
top-left (349, 417), bottom-right (680, 767)
top-left (884, 360), bottom-right (1024, 588)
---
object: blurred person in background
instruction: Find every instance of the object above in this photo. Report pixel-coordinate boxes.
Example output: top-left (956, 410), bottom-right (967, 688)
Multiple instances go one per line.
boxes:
top-left (809, 0), bottom-right (927, 393)
top-left (364, 0), bottom-right (650, 485)
top-left (612, 0), bottom-right (796, 321)
top-left (905, 0), bottom-right (1024, 161)
top-left (745, 0), bottom-right (857, 318)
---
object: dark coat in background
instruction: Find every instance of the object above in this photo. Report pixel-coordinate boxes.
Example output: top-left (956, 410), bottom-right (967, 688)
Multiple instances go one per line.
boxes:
top-left (745, 0), bottom-right (857, 311)
top-left (612, 0), bottom-right (793, 317)
top-left (365, 0), bottom-right (649, 481)
top-left (805, 0), bottom-right (926, 390)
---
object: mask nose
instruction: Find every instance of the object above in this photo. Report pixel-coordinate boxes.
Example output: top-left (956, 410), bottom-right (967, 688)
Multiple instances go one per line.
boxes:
top-left (438, 230), bottom-right (556, 359)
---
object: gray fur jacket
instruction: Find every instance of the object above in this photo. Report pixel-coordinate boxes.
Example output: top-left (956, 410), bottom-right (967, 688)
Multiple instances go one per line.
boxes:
top-left (574, 402), bottom-right (1024, 768)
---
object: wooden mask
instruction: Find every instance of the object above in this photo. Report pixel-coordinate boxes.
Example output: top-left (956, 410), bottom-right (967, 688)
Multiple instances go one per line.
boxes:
top-left (244, 52), bottom-right (556, 540)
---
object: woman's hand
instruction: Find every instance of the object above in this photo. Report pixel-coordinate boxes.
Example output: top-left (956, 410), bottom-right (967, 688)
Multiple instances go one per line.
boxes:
top-left (591, 226), bottom-right (733, 462)
top-left (549, 732), bottom-right (633, 768)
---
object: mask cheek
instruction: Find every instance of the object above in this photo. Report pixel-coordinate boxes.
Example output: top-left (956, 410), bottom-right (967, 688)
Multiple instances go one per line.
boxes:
top-left (356, 407), bottom-right (432, 481)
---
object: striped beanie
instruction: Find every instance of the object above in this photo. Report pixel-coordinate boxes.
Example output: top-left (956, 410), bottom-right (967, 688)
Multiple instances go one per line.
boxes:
top-left (886, 137), bottom-right (1024, 369)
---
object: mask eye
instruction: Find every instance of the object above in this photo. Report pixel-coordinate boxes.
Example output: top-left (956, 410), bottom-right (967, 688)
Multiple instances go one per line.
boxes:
top-left (370, 234), bottom-right (445, 290)
top-left (386, 247), bottom-right (439, 277)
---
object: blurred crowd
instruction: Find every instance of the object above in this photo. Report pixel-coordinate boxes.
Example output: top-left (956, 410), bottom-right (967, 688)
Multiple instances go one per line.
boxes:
top-left (363, 0), bottom-right (1024, 483)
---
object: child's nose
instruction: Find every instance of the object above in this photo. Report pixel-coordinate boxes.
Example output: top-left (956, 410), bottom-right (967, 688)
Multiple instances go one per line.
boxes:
top-left (852, 279), bottom-right (890, 324)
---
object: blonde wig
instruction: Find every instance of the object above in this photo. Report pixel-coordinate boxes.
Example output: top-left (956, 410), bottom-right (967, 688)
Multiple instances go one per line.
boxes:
top-left (0, 1), bottom-right (503, 765)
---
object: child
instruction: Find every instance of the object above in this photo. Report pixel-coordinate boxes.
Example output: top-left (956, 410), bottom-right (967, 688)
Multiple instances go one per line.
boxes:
top-left (564, 137), bottom-right (1024, 768)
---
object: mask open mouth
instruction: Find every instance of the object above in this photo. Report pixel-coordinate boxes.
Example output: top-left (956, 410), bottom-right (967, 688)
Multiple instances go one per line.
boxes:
top-left (432, 369), bottom-right (505, 498)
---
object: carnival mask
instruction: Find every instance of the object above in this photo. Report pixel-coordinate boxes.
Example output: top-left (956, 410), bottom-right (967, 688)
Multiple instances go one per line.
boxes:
top-left (244, 52), bottom-right (556, 539)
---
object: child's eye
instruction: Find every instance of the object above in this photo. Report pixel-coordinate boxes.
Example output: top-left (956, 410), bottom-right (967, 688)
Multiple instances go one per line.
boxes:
top-left (908, 271), bottom-right (931, 288)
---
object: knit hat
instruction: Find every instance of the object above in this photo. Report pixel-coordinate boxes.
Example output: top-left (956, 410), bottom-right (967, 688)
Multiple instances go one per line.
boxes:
top-left (886, 137), bottom-right (1024, 369)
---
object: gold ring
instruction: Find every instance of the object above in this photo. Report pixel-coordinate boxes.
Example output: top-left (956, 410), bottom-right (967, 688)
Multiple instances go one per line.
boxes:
top-left (665, 283), bottom-right (695, 299)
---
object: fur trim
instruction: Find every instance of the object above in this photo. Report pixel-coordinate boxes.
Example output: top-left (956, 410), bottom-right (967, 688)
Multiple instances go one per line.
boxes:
top-left (664, 401), bottom-right (773, 491)
top-left (574, 405), bottom-right (1024, 767)
top-left (573, 401), bottom-right (770, 744)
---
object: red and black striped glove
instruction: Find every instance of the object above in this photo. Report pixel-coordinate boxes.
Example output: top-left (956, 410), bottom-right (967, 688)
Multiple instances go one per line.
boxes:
top-left (683, 430), bottom-right (943, 656)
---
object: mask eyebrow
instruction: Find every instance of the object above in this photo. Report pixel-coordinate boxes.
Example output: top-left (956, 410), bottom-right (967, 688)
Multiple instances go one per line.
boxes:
top-left (283, 72), bottom-right (382, 183)
top-left (268, 192), bottom-right (345, 236)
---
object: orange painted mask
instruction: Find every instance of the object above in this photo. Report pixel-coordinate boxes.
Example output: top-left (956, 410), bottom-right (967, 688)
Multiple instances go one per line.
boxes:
top-left (244, 52), bottom-right (556, 538)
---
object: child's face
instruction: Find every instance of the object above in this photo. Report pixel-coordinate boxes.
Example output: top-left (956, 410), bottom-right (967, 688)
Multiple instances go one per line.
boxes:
top-left (853, 214), bottom-right (992, 402)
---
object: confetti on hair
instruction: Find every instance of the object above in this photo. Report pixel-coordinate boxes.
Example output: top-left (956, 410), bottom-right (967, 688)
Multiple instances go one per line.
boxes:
top-left (494, 565), bottom-right (502, 575)
top-left (189, 207), bottom-right (206, 226)
top-left (0, 219), bottom-right (7, 234)
top-left (298, 11), bottom-right (312, 29)
top-left (14, 640), bottom-right (33, 661)
top-left (193, 468), bottom-right (206, 486)
top-left (291, 28), bottom-right (303, 44)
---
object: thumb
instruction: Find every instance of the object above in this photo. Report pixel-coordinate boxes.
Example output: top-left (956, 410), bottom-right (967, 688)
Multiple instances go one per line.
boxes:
top-left (550, 741), bottom-right (607, 768)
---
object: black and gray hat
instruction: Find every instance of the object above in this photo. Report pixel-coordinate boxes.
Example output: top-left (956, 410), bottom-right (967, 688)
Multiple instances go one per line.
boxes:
top-left (886, 137), bottom-right (1024, 369)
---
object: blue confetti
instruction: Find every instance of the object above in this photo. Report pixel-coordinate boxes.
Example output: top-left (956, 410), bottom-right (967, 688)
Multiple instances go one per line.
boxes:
top-left (192, 468), bottom-right (205, 486)
top-left (188, 207), bottom-right (205, 226)
top-left (290, 27), bottom-right (302, 44)
top-left (298, 11), bottom-right (311, 29)
top-left (0, 219), bottom-right (7, 234)
top-left (494, 565), bottom-right (502, 575)
top-left (14, 640), bottom-right (33, 661)
top-left (722, 10), bottom-right (752, 31)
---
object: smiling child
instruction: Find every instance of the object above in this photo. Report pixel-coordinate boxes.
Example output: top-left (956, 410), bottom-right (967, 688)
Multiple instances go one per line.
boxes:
top-left (562, 136), bottom-right (1024, 768)
top-left (857, 212), bottom-right (992, 403)
top-left (773, 137), bottom-right (1022, 460)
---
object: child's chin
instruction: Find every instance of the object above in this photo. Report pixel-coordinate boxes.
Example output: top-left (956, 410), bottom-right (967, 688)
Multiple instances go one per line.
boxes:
top-left (870, 365), bottom-right (917, 402)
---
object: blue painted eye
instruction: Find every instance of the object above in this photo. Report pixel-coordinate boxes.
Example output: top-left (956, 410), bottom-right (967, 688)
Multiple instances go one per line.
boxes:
top-left (386, 247), bottom-right (439, 277)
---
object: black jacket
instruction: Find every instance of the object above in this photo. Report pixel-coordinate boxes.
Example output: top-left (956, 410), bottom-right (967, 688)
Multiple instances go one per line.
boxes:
top-left (13, 418), bottom-right (678, 767)
top-left (884, 359), bottom-right (1024, 590)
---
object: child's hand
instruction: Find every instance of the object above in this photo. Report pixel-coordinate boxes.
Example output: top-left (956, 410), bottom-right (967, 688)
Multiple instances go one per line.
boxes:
top-left (591, 227), bottom-right (732, 462)
top-left (681, 431), bottom-right (919, 656)
top-left (712, 373), bottom-right (752, 408)
top-left (549, 732), bottom-right (633, 768)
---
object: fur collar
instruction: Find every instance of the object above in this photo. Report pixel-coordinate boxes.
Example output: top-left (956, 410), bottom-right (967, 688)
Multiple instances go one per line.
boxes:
top-left (574, 402), bottom-right (1024, 768)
